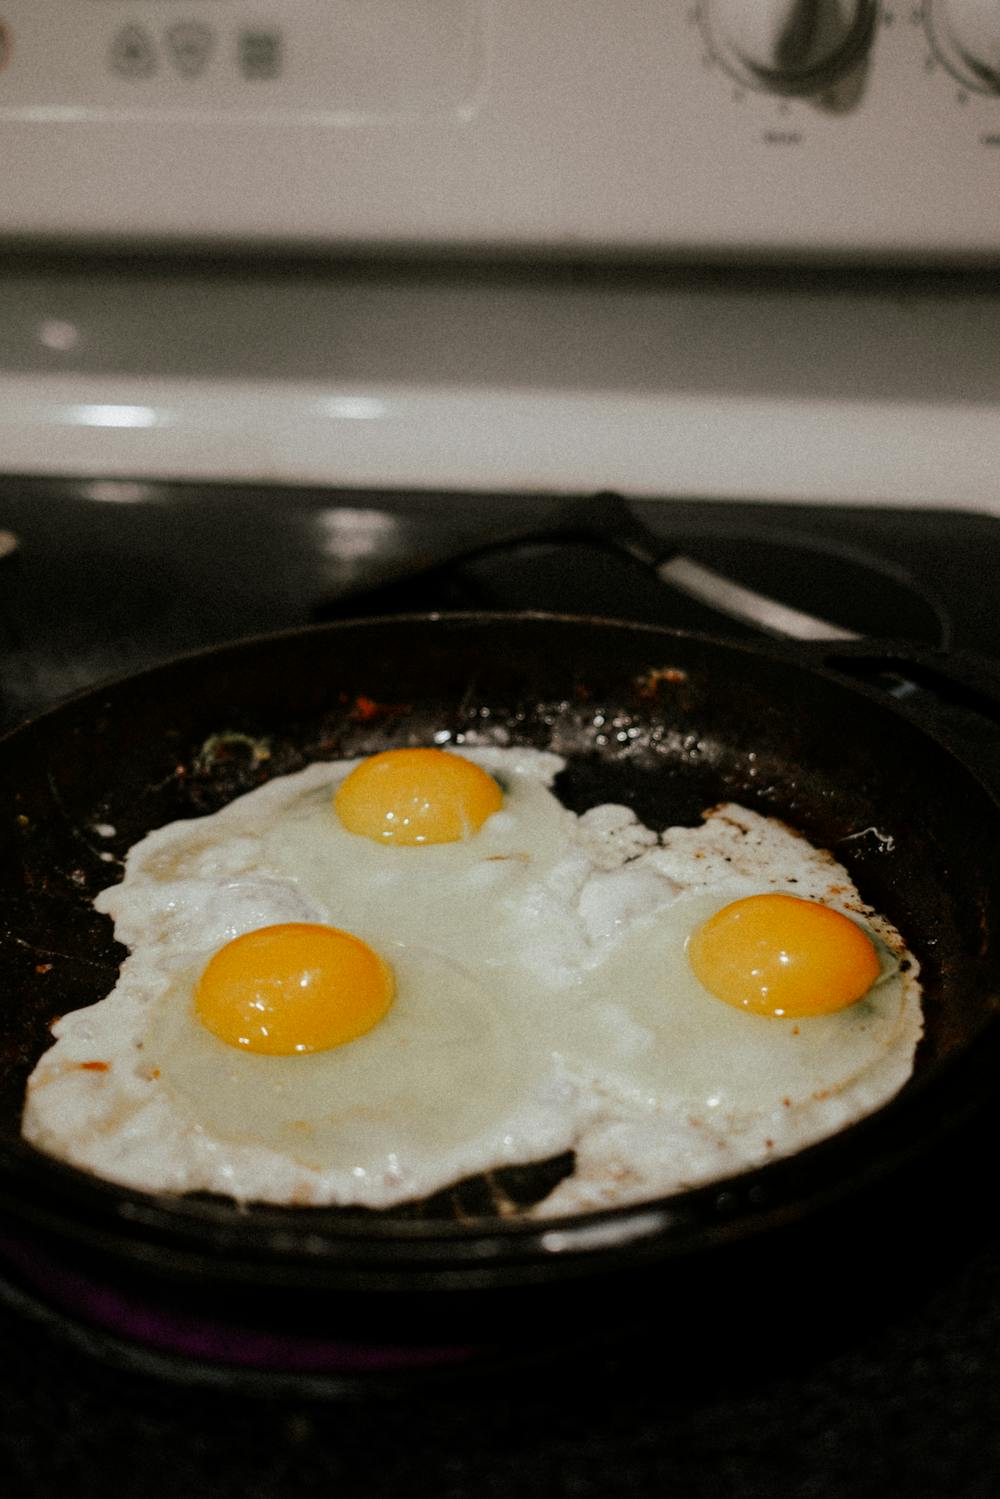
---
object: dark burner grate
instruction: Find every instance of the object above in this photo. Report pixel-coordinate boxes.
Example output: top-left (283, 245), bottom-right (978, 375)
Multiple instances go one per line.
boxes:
top-left (0, 476), bottom-right (997, 733)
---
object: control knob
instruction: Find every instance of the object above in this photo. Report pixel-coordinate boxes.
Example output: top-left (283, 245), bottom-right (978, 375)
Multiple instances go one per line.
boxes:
top-left (700, 0), bottom-right (878, 92)
top-left (925, 0), bottom-right (1000, 92)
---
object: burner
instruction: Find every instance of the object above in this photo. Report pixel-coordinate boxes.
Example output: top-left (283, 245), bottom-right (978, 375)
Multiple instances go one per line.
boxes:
top-left (321, 530), bottom-right (950, 648)
top-left (0, 1228), bottom-right (493, 1396)
top-left (0, 478), bottom-right (995, 734)
top-left (654, 531), bottom-right (952, 646)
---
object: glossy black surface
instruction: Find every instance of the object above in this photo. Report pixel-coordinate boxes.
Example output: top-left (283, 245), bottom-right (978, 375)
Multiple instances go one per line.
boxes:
top-left (2, 612), bottom-right (997, 1241)
top-left (1, 480), bottom-right (1000, 1496)
top-left (3, 476), bottom-right (1000, 733)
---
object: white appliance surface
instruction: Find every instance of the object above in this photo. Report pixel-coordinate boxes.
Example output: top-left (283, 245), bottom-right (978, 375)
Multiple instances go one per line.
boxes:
top-left (0, 261), bottom-right (998, 514)
top-left (0, 2), bottom-right (999, 259)
top-left (2, 7), bottom-right (998, 516)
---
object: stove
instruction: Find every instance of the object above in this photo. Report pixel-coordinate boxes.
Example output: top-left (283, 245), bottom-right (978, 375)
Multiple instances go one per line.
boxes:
top-left (2, 254), bottom-right (1000, 1496)
top-left (1, 477), bottom-right (999, 735)
top-left (2, 483), bottom-right (1000, 1495)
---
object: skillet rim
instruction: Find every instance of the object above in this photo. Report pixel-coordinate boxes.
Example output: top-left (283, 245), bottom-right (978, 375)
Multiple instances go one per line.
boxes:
top-left (1, 610), bottom-right (999, 1282)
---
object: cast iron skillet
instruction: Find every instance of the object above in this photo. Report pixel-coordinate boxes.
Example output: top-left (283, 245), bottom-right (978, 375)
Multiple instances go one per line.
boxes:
top-left (1, 614), bottom-right (999, 1363)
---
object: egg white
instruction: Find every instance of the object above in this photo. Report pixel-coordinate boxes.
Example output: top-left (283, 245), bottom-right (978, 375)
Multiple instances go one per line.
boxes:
top-left (531, 882), bottom-right (920, 1217)
top-left (22, 747), bottom-right (922, 1213)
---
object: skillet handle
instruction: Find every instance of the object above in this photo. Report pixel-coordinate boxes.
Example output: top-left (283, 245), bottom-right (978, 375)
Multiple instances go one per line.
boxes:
top-left (776, 638), bottom-right (1000, 802)
top-left (405, 491), bottom-right (1000, 729)
top-left (558, 500), bottom-right (1000, 725)
top-left (572, 494), bottom-right (1000, 787)
top-left (791, 639), bottom-right (1000, 721)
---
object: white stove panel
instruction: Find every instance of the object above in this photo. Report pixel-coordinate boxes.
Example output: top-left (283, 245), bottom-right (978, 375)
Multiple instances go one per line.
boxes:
top-left (0, 2), bottom-right (999, 257)
top-left (1, 1), bottom-right (481, 122)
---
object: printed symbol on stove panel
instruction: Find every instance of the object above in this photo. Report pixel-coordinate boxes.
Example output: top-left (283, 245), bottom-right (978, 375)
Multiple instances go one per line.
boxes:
top-left (110, 24), bottom-right (157, 78)
top-left (166, 22), bottom-right (215, 79)
top-left (238, 29), bottom-right (283, 80)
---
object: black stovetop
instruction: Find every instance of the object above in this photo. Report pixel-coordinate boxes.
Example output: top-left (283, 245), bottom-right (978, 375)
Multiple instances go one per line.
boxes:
top-left (2, 475), bottom-right (1000, 1499)
top-left (1, 476), bottom-right (999, 731)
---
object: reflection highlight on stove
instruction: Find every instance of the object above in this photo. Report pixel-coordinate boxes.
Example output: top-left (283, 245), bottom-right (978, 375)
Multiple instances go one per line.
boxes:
top-left (320, 396), bottom-right (387, 421)
top-left (36, 319), bottom-right (81, 353)
top-left (64, 404), bottom-right (170, 429)
top-left (79, 481), bottom-right (158, 506)
top-left (316, 507), bottom-right (402, 560)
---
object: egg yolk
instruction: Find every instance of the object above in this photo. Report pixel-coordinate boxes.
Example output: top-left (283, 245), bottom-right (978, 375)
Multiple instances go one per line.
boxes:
top-left (687, 893), bottom-right (881, 1018)
top-left (195, 923), bottom-right (394, 1054)
top-left (334, 747), bottom-right (503, 845)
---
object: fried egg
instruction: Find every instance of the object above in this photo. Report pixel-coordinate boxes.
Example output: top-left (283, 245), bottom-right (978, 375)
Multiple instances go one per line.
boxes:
top-left (21, 746), bottom-right (922, 1214)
